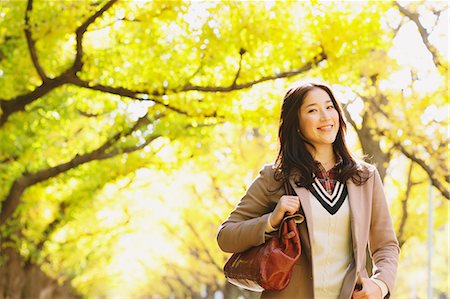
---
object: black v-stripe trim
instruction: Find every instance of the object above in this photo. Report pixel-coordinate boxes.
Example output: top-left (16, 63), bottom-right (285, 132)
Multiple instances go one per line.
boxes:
top-left (313, 180), bottom-right (344, 204)
top-left (310, 181), bottom-right (348, 215)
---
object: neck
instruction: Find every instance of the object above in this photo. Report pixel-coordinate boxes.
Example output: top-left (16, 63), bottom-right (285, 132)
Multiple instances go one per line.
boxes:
top-left (307, 145), bottom-right (336, 168)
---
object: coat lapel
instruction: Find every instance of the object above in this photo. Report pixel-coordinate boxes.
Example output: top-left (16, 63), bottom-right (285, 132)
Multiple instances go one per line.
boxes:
top-left (338, 180), bottom-right (364, 299)
top-left (290, 180), bottom-right (314, 258)
top-left (347, 180), bottom-right (362, 263)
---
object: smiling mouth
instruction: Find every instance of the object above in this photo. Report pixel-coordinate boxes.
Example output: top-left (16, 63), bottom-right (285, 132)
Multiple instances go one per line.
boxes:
top-left (317, 125), bottom-right (333, 131)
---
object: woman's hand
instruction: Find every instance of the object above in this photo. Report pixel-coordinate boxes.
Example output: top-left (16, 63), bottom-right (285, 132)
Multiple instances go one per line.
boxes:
top-left (269, 195), bottom-right (300, 228)
top-left (352, 277), bottom-right (382, 299)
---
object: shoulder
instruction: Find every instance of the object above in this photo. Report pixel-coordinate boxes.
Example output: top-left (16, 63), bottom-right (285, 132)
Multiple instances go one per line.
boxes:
top-left (256, 163), bottom-right (281, 191)
top-left (352, 159), bottom-right (380, 181)
top-left (258, 163), bottom-right (277, 183)
top-left (355, 159), bottom-right (377, 173)
top-left (260, 163), bottom-right (276, 175)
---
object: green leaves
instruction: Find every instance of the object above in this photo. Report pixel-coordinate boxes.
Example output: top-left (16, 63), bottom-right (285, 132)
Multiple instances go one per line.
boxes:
top-left (0, 1), bottom-right (447, 297)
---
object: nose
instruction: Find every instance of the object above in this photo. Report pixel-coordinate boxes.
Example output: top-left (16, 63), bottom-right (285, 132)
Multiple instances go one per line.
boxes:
top-left (319, 108), bottom-right (331, 121)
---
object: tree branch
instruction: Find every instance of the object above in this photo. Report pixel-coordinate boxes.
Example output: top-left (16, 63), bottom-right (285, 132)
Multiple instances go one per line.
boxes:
top-left (231, 48), bottom-right (246, 87)
top-left (358, 90), bottom-right (448, 190)
top-left (393, 141), bottom-right (449, 200)
top-left (74, 0), bottom-right (118, 73)
top-left (342, 98), bottom-right (390, 180)
top-left (210, 176), bottom-right (236, 209)
top-left (0, 74), bottom-right (68, 127)
top-left (67, 76), bottom-right (198, 117)
top-left (0, 48), bottom-right (324, 127)
top-left (0, 113), bottom-right (157, 225)
top-left (342, 102), bottom-right (359, 131)
top-left (35, 203), bottom-right (131, 258)
top-left (0, 0), bottom-right (118, 127)
top-left (24, 0), bottom-right (47, 82)
top-left (35, 202), bottom-right (68, 252)
top-left (162, 220), bottom-right (222, 273)
top-left (371, 120), bottom-right (448, 200)
top-left (181, 52), bottom-right (327, 93)
top-left (184, 219), bottom-right (223, 272)
top-left (191, 185), bottom-right (223, 224)
top-left (397, 161), bottom-right (414, 248)
top-left (394, 1), bottom-right (446, 70)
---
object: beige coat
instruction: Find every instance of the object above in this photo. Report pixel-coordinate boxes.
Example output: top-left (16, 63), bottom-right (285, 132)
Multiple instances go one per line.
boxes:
top-left (217, 163), bottom-right (399, 299)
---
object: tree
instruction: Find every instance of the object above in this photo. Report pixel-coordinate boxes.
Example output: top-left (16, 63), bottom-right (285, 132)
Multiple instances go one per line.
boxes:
top-left (0, 0), bottom-right (447, 297)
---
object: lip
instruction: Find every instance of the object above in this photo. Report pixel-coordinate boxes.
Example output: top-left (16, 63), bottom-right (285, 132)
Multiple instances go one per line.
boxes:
top-left (317, 124), bottom-right (334, 130)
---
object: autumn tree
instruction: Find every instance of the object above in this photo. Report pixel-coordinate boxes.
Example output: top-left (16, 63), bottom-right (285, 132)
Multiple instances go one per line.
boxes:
top-left (0, 1), bottom-right (447, 298)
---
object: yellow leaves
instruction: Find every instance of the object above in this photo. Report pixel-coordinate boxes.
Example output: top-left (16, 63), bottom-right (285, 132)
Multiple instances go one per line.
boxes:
top-left (0, 0), bottom-right (448, 296)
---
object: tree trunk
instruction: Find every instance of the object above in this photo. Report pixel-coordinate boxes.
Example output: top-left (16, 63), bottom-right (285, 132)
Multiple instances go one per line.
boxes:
top-left (0, 247), bottom-right (80, 299)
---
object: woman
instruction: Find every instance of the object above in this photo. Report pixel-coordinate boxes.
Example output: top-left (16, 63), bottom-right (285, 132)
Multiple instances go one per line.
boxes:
top-left (217, 81), bottom-right (399, 299)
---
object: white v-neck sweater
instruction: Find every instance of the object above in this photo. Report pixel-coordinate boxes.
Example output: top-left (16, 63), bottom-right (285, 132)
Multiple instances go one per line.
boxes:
top-left (309, 189), bottom-right (352, 298)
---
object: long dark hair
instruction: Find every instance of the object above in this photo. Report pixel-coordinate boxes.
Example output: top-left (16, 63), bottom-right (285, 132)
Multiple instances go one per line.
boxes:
top-left (274, 80), bottom-right (369, 187)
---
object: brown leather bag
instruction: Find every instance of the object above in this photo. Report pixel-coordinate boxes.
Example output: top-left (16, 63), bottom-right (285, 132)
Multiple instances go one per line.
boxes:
top-left (223, 182), bottom-right (304, 292)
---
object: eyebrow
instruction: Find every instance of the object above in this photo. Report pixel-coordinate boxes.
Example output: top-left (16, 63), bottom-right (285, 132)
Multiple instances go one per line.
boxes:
top-left (304, 100), bottom-right (333, 108)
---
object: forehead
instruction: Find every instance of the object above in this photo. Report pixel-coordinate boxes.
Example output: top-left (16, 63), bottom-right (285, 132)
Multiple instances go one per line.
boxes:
top-left (302, 88), bottom-right (332, 106)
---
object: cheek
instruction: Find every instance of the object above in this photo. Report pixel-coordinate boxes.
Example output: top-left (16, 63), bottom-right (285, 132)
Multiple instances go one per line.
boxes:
top-left (299, 115), bottom-right (314, 130)
top-left (332, 111), bottom-right (340, 123)
top-left (299, 117), bottom-right (318, 139)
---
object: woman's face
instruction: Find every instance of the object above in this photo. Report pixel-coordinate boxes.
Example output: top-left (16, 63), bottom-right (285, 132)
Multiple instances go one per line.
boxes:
top-left (298, 87), bottom-right (340, 151)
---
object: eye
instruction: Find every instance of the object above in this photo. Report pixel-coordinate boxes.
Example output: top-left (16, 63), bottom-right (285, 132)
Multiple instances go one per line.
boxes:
top-left (327, 105), bottom-right (335, 110)
top-left (308, 109), bottom-right (317, 113)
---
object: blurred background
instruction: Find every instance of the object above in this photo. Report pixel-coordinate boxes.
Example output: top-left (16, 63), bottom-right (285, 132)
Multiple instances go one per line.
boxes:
top-left (0, 0), bottom-right (448, 298)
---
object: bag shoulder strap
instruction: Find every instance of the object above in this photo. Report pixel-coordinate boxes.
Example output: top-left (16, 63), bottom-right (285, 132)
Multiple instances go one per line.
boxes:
top-left (284, 180), bottom-right (296, 196)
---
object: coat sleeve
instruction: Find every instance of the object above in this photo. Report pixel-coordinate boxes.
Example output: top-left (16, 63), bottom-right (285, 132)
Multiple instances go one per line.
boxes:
top-left (369, 167), bottom-right (400, 297)
top-left (216, 164), bottom-right (279, 253)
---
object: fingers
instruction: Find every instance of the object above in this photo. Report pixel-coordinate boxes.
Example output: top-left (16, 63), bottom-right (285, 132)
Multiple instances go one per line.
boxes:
top-left (270, 196), bottom-right (300, 227)
top-left (279, 195), bottom-right (300, 214)
top-left (352, 278), bottom-right (381, 299)
top-left (352, 284), bottom-right (366, 299)
top-left (352, 289), bottom-right (366, 299)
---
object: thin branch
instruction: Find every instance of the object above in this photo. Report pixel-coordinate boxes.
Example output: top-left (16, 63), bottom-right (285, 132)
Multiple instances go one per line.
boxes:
top-left (171, 271), bottom-right (199, 298)
top-left (35, 202), bottom-right (68, 252)
top-left (231, 48), bottom-right (246, 87)
top-left (181, 52), bottom-right (327, 93)
top-left (24, 0), bottom-right (47, 81)
top-left (185, 62), bottom-right (205, 83)
top-left (93, 133), bottom-right (161, 161)
top-left (394, 1), bottom-right (446, 70)
top-left (191, 185), bottom-right (223, 223)
top-left (372, 126), bottom-right (448, 200)
top-left (74, 0), bottom-right (118, 72)
top-left (210, 176), bottom-right (236, 209)
top-left (77, 109), bottom-right (108, 117)
top-left (90, 17), bottom-right (141, 32)
top-left (68, 76), bottom-right (199, 117)
top-left (36, 204), bottom-right (131, 253)
top-left (429, 7), bottom-right (445, 33)
top-left (357, 90), bottom-right (448, 187)
top-left (393, 141), bottom-right (449, 199)
top-left (342, 102), bottom-right (358, 131)
top-left (390, 18), bottom-right (405, 37)
top-left (397, 161), bottom-right (413, 248)
top-left (184, 219), bottom-right (223, 272)
top-left (163, 221), bottom-right (222, 272)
